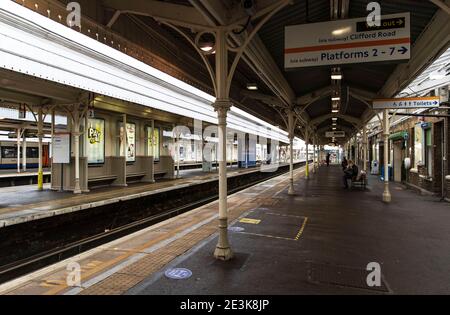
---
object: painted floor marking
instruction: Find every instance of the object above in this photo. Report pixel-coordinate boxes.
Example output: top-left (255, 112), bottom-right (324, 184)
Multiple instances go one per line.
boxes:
top-left (236, 216), bottom-right (308, 242)
top-left (239, 218), bottom-right (261, 225)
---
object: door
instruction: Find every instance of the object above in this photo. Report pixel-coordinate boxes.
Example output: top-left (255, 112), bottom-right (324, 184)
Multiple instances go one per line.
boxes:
top-left (393, 141), bottom-right (402, 182)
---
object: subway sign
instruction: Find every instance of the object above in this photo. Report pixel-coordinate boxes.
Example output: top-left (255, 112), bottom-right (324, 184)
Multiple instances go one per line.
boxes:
top-left (285, 13), bottom-right (410, 68)
top-left (373, 97), bottom-right (440, 109)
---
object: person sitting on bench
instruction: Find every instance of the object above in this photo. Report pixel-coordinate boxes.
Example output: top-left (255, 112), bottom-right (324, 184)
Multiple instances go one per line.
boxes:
top-left (343, 160), bottom-right (358, 189)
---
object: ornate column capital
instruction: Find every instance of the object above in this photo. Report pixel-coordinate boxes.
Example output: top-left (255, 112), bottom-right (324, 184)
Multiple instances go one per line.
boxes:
top-left (213, 100), bottom-right (231, 122)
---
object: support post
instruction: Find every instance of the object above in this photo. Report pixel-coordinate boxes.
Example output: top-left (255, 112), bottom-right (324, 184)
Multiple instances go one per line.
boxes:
top-left (312, 137), bottom-right (316, 173)
top-left (213, 28), bottom-right (233, 261)
top-left (288, 110), bottom-right (295, 195)
top-left (151, 119), bottom-right (155, 182)
top-left (213, 101), bottom-right (233, 260)
top-left (73, 105), bottom-right (81, 194)
top-left (363, 126), bottom-right (368, 172)
top-left (443, 116), bottom-right (448, 199)
top-left (383, 109), bottom-right (391, 203)
top-left (305, 128), bottom-right (309, 179)
top-left (37, 107), bottom-right (44, 190)
top-left (17, 128), bottom-right (21, 174)
top-left (22, 132), bottom-right (27, 172)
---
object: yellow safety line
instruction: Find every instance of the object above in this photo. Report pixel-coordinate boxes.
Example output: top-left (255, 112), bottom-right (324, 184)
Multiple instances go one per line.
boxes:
top-left (236, 231), bottom-right (296, 241)
top-left (295, 217), bottom-right (308, 241)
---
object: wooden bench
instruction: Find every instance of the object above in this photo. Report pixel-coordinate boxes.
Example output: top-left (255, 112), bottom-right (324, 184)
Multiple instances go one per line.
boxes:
top-left (126, 172), bottom-right (146, 179)
top-left (88, 174), bottom-right (118, 185)
top-left (351, 173), bottom-right (368, 190)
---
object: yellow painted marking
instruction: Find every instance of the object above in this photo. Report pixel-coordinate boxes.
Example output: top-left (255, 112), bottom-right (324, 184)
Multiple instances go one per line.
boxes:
top-left (239, 218), bottom-right (261, 225)
top-left (236, 231), bottom-right (296, 241)
top-left (295, 217), bottom-right (308, 241)
top-left (40, 279), bottom-right (65, 287)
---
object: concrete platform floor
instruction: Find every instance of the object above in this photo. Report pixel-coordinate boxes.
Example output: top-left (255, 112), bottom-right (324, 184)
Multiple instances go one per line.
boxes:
top-left (127, 165), bottom-right (450, 295)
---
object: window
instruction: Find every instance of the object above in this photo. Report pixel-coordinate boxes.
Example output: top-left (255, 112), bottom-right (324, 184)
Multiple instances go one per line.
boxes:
top-left (26, 147), bottom-right (39, 158)
top-left (2, 146), bottom-right (18, 158)
top-left (413, 123), bottom-right (423, 168)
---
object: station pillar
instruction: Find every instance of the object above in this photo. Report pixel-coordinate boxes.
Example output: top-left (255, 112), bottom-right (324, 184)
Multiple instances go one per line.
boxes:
top-left (73, 106), bottom-right (82, 194)
top-left (363, 126), bottom-right (368, 172)
top-left (213, 29), bottom-right (233, 261)
top-left (382, 109), bottom-right (391, 203)
top-left (287, 110), bottom-right (295, 195)
top-left (312, 137), bottom-right (316, 173)
top-left (22, 133), bottom-right (27, 172)
top-left (16, 128), bottom-right (21, 174)
top-left (37, 107), bottom-right (44, 190)
top-left (213, 100), bottom-right (233, 261)
top-left (305, 128), bottom-right (309, 179)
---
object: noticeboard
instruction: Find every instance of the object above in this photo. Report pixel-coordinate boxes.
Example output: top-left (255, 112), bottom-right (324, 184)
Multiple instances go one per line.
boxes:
top-left (372, 97), bottom-right (440, 109)
top-left (53, 133), bottom-right (71, 164)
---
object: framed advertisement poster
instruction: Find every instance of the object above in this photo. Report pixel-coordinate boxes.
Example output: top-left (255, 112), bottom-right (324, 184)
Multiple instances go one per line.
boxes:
top-left (147, 126), bottom-right (160, 161)
top-left (86, 118), bottom-right (105, 164)
top-left (119, 122), bottom-right (136, 162)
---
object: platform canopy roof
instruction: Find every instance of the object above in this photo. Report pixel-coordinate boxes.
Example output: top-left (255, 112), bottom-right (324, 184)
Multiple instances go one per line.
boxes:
top-left (6, 0), bottom-right (450, 144)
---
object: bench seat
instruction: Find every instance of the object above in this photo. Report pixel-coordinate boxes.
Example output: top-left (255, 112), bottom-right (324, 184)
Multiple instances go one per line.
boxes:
top-left (88, 174), bottom-right (118, 183)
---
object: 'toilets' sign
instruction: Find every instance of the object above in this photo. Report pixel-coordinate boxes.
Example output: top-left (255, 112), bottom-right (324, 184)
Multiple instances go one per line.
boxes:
top-left (285, 13), bottom-right (410, 68)
top-left (373, 97), bottom-right (440, 109)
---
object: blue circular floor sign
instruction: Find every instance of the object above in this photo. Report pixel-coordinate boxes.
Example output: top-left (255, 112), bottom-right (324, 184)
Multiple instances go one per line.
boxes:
top-left (165, 268), bottom-right (192, 280)
top-left (228, 226), bottom-right (245, 232)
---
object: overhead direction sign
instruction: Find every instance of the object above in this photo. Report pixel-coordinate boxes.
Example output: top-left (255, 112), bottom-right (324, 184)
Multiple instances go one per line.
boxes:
top-left (285, 13), bottom-right (410, 68)
top-left (373, 97), bottom-right (440, 109)
top-left (326, 131), bottom-right (345, 138)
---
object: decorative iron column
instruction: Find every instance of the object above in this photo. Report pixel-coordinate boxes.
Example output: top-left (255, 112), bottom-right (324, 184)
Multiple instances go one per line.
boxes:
top-left (383, 109), bottom-right (391, 202)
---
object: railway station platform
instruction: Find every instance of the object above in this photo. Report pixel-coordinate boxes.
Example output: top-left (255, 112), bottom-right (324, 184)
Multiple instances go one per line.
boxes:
top-left (0, 163), bottom-right (295, 228)
top-left (2, 163), bottom-right (449, 295)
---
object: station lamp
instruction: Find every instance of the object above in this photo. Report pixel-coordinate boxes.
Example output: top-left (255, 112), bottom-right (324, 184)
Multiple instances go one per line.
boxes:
top-left (196, 32), bottom-right (216, 54)
top-left (331, 68), bottom-right (343, 80)
top-left (246, 83), bottom-right (258, 91)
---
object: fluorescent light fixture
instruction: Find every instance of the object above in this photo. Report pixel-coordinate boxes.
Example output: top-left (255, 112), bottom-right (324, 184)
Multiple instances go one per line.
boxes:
top-left (246, 83), bottom-right (258, 91)
top-left (332, 117), bottom-right (338, 121)
top-left (331, 109), bottom-right (339, 113)
top-left (331, 97), bottom-right (340, 101)
top-left (332, 26), bottom-right (351, 36)
top-left (332, 128), bottom-right (336, 130)
top-left (200, 45), bottom-right (214, 52)
top-left (331, 74), bottom-right (342, 80)
top-left (429, 71), bottom-right (446, 80)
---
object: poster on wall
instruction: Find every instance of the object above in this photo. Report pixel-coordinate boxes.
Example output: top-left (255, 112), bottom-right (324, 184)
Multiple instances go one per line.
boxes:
top-left (119, 122), bottom-right (136, 162)
top-left (147, 127), bottom-right (160, 161)
top-left (86, 118), bottom-right (105, 164)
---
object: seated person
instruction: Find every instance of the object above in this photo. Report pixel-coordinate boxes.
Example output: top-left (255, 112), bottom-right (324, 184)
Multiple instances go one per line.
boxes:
top-left (343, 160), bottom-right (358, 189)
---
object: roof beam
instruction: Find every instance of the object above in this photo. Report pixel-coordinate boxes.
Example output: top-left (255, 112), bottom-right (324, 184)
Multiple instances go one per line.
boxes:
top-left (310, 113), bottom-right (362, 128)
top-left (378, 1), bottom-right (450, 98)
top-left (240, 90), bottom-right (286, 108)
top-left (0, 88), bottom-right (44, 105)
top-left (101, 0), bottom-right (211, 29)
